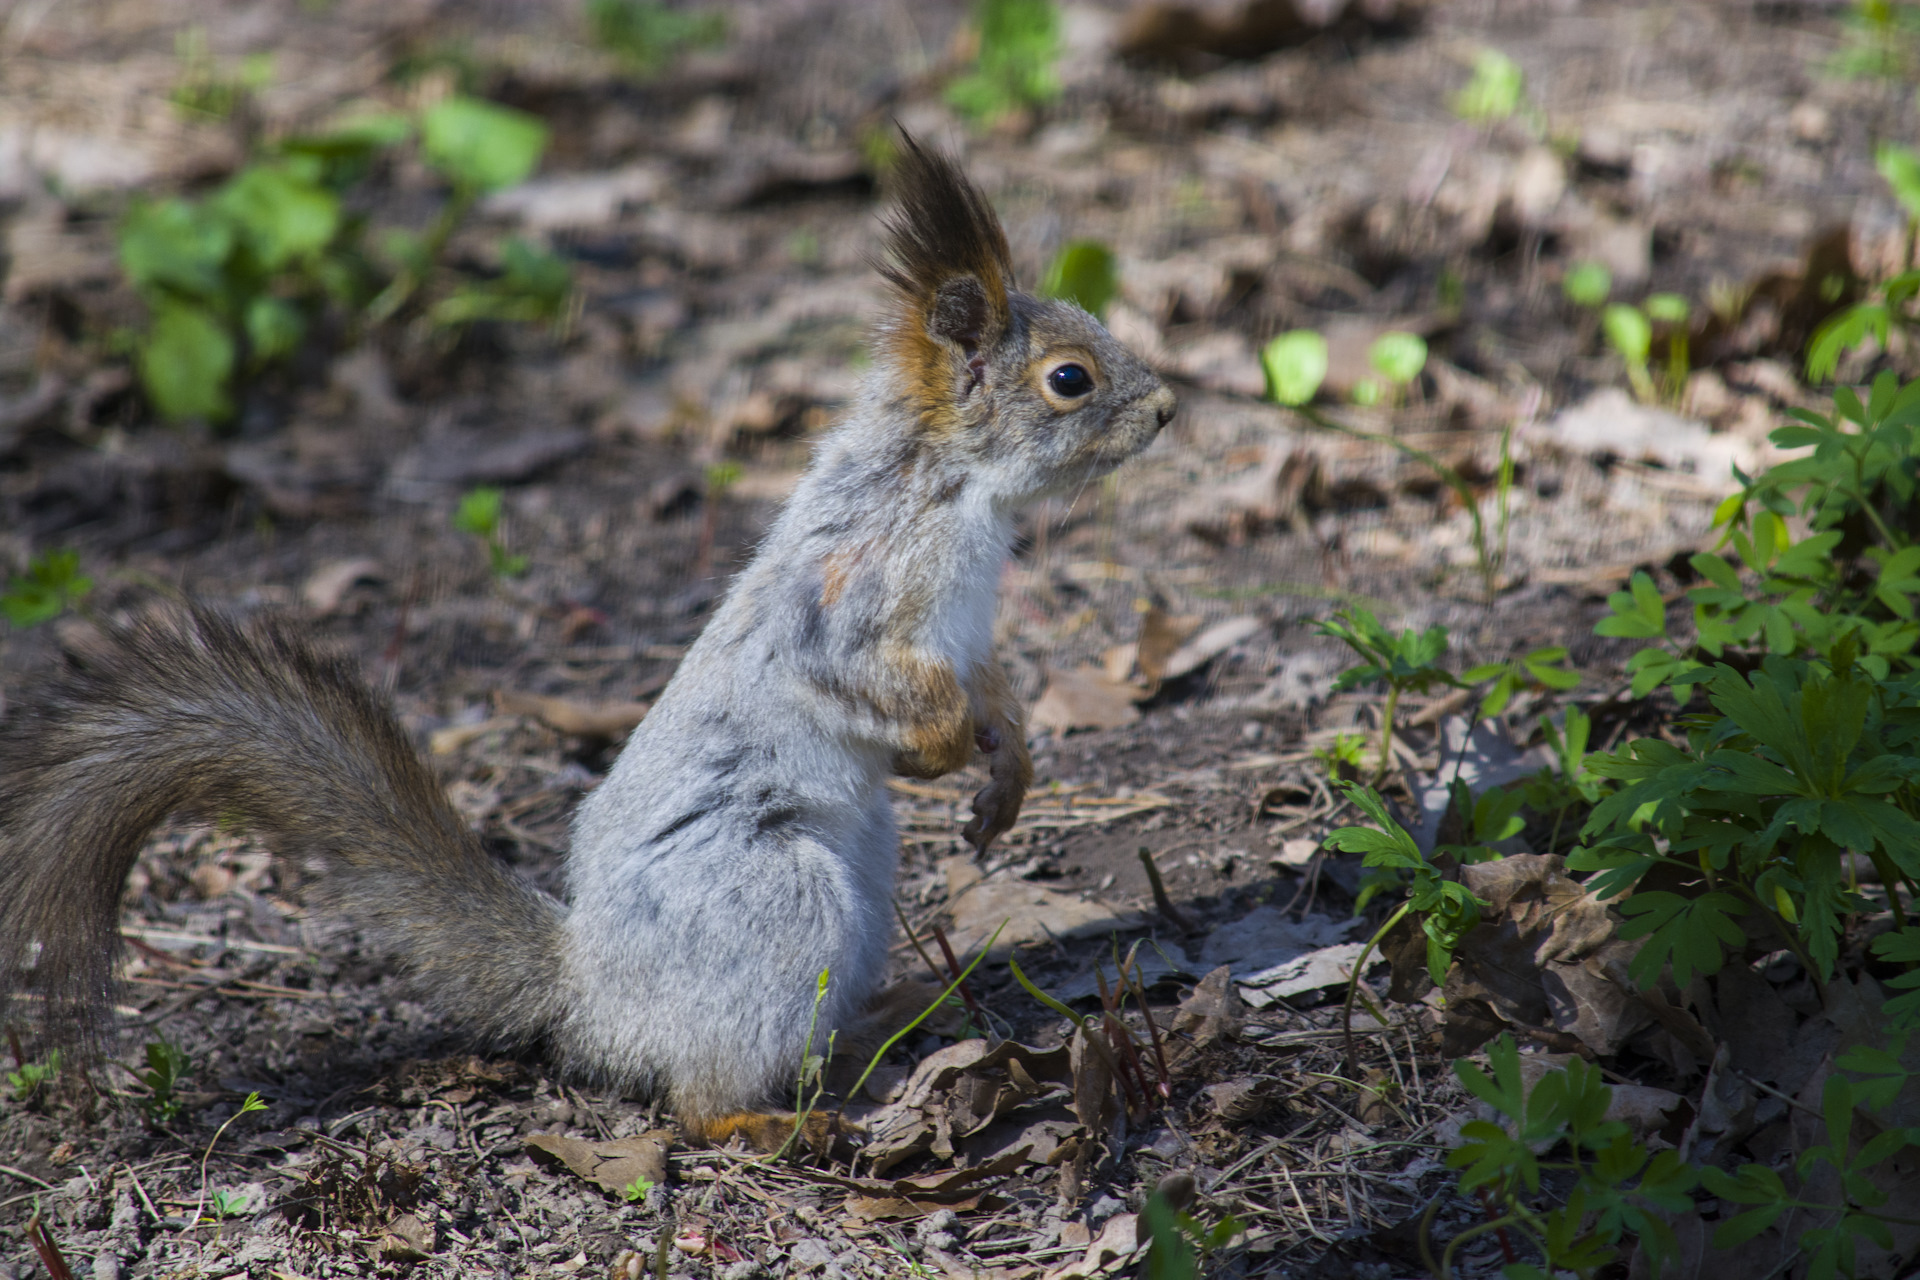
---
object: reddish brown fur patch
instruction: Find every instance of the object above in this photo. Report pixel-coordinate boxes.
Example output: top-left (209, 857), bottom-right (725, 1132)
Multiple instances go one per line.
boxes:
top-left (886, 648), bottom-right (974, 779)
top-left (686, 1110), bottom-right (841, 1153)
top-left (820, 547), bottom-right (862, 609)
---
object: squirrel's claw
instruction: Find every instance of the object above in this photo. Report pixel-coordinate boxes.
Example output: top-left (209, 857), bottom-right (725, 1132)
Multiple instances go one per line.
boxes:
top-left (962, 736), bottom-right (1025, 859)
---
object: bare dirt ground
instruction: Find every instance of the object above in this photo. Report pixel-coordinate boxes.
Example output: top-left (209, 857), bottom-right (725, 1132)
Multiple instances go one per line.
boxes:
top-left (0, 1), bottom-right (1912, 1277)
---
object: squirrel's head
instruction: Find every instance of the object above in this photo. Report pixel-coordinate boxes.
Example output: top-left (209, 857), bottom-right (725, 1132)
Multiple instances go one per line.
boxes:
top-left (877, 135), bottom-right (1175, 504)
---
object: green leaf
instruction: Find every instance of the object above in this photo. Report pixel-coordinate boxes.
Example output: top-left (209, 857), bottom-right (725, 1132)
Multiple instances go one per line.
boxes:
top-left (421, 95), bottom-right (548, 193)
top-left (1453, 49), bottom-right (1524, 123)
top-left (243, 295), bottom-right (304, 364)
top-left (1594, 570), bottom-right (1667, 639)
top-left (1615, 890), bottom-right (1746, 988)
top-left (1563, 260), bottom-right (1612, 308)
top-left (1602, 304), bottom-right (1652, 365)
top-left (1037, 239), bottom-right (1118, 320)
top-left (213, 164), bottom-right (339, 270)
top-left (1261, 330), bottom-right (1328, 406)
top-left (1367, 331), bottom-right (1428, 385)
top-left (139, 301), bottom-right (235, 422)
top-left (118, 198), bottom-right (234, 301)
top-left (1644, 293), bottom-right (1689, 324)
top-left (452, 486), bottom-right (504, 537)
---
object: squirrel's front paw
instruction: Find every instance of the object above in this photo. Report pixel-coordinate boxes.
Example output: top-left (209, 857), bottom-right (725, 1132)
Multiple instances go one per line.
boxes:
top-left (962, 726), bottom-right (1027, 858)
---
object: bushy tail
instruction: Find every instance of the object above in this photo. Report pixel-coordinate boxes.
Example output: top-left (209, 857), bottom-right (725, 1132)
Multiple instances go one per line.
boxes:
top-left (0, 604), bottom-right (567, 1056)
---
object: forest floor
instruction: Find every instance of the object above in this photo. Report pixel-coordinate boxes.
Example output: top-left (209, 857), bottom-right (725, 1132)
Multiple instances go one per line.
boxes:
top-left (0, 1), bottom-right (1914, 1277)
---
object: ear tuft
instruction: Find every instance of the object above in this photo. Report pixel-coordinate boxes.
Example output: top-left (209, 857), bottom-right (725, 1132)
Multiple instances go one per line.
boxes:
top-left (879, 134), bottom-right (1013, 350)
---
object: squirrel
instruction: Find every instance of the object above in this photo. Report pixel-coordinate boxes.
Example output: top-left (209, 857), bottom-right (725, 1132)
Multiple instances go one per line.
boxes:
top-left (0, 137), bottom-right (1176, 1145)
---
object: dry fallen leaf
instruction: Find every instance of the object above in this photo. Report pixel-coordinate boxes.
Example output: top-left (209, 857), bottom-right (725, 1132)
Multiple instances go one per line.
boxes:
top-left (1029, 665), bottom-right (1141, 734)
top-left (1043, 1212), bottom-right (1141, 1280)
top-left (1135, 607), bottom-right (1203, 688)
top-left (494, 690), bottom-right (650, 739)
top-left (524, 1132), bottom-right (670, 1196)
top-left (301, 558), bottom-right (382, 615)
top-left (1160, 616), bottom-right (1262, 682)
top-left (941, 856), bottom-right (1139, 959)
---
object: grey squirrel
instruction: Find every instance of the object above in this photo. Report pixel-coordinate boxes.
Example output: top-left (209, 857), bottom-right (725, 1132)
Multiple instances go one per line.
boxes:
top-left (0, 137), bottom-right (1175, 1145)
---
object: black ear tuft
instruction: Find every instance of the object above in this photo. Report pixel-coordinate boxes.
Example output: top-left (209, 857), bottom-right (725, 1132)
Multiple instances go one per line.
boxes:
top-left (879, 133), bottom-right (1013, 346)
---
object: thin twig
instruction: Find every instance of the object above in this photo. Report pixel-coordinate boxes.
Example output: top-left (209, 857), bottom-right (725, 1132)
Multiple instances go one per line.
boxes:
top-left (1136, 847), bottom-right (1197, 934)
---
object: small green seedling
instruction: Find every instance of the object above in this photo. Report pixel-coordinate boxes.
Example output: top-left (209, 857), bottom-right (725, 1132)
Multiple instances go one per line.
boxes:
top-left (585, 0), bottom-right (726, 75)
top-left (1312, 731), bottom-right (1368, 781)
top-left (1451, 49), bottom-right (1524, 124)
top-left (1562, 260), bottom-right (1612, 308)
top-left (1353, 330), bottom-right (1427, 406)
top-left (1038, 240), bottom-right (1118, 320)
top-left (206, 1189), bottom-right (252, 1220)
top-left (1317, 607), bottom-right (1457, 784)
top-left (452, 486), bottom-right (529, 579)
top-left (1260, 329), bottom-right (1328, 407)
top-left (7, 1050), bottom-right (59, 1102)
top-left (945, 0), bottom-right (1062, 124)
top-left (140, 1038), bottom-right (191, 1124)
top-left (622, 1174), bottom-right (656, 1203)
top-left (1602, 303), bottom-right (1656, 403)
top-left (2, 550), bottom-right (91, 628)
top-left (195, 1092), bottom-right (268, 1225)
top-left (1644, 292), bottom-right (1691, 392)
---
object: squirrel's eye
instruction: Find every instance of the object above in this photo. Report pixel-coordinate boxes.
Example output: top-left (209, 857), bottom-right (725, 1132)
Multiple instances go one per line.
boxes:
top-left (1047, 364), bottom-right (1094, 399)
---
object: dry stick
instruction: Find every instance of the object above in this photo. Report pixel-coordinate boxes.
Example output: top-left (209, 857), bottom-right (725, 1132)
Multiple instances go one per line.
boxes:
top-left (1119, 953), bottom-right (1172, 1097)
top-left (1091, 969), bottom-right (1148, 1116)
top-left (1136, 847), bottom-right (1197, 934)
top-left (892, 900), bottom-right (946, 985)
top-left (928, 926), bottom-right (988, 1027)
top-left (25, 1202), bottom-right (76, 1280)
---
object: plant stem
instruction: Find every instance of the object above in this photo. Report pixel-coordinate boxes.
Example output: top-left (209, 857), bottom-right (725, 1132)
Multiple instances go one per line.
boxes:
top-left (1343, 901), bottom-right (1410, 1076)
top-left (1373, 684), bottom-right (1402, 787)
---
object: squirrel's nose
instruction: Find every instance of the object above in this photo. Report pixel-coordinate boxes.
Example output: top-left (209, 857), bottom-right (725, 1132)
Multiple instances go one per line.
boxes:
top-left (1148, 385), bottom-right (1177, 431)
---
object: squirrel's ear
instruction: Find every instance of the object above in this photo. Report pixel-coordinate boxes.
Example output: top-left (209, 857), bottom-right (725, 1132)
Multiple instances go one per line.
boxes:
top-left (879, 134), bottom-right (1013, 355)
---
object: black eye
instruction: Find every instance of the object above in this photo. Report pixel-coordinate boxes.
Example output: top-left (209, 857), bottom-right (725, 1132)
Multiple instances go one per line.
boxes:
top-left (1047, 364), bottom-right (1094, 399)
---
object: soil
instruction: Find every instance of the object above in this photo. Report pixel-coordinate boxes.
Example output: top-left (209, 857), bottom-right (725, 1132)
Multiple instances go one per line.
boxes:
top-left (0, 1), bottom-right (1910, 1278)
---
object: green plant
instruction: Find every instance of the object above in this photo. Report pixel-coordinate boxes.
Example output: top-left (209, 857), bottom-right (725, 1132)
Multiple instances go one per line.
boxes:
top-left (1464, 645), bottom-right (1581, 717)
top-left (1261, 329), bottom-right (1328, 407)
top-left (1602, 303), bottom-right (1656, 403)
top-left (1037, 240), bottom-right (1118, 320)
top-left (118, 94), bottom-right (560, 424)
top-left (776, 966), bottom-right (837, 1160)
top-left (1562, 261), bottom-right (1613, 308)
top-left (7, 1049), bottom-right (58, 1102)
top-left (622, 1174), bottom-right (656, 1203)
top-left (1645, 292), bottom-right (1692, 394)
top-left (1452, 49), bottom-right (1525, 125)
top-left (584, 0), bottom-right (725, 75)
top-left (1312, 731), bottom-right (1368, 780)
top-left (1141, 1188), bottom-right (1240, 1279)
top-left (1317, 607), bottom-right (1458, 783)
top-left (193, 1091), bottom-right (267, 1225)
top-left (452, 486), bottom-right (530, 579)
top-left (205, 1189), bottom-right (252, 1220)
top-left (1353, 331), bottom-right (1427, 407)
top-left (1439, 1034), bottom-right (1699, 1278)
top-left (2, 550), bottom-right (91, 628)
top-left (945, 0), bottom-right (1061, 125)
top-left (138, 1039), bottom-right (191, 1125)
